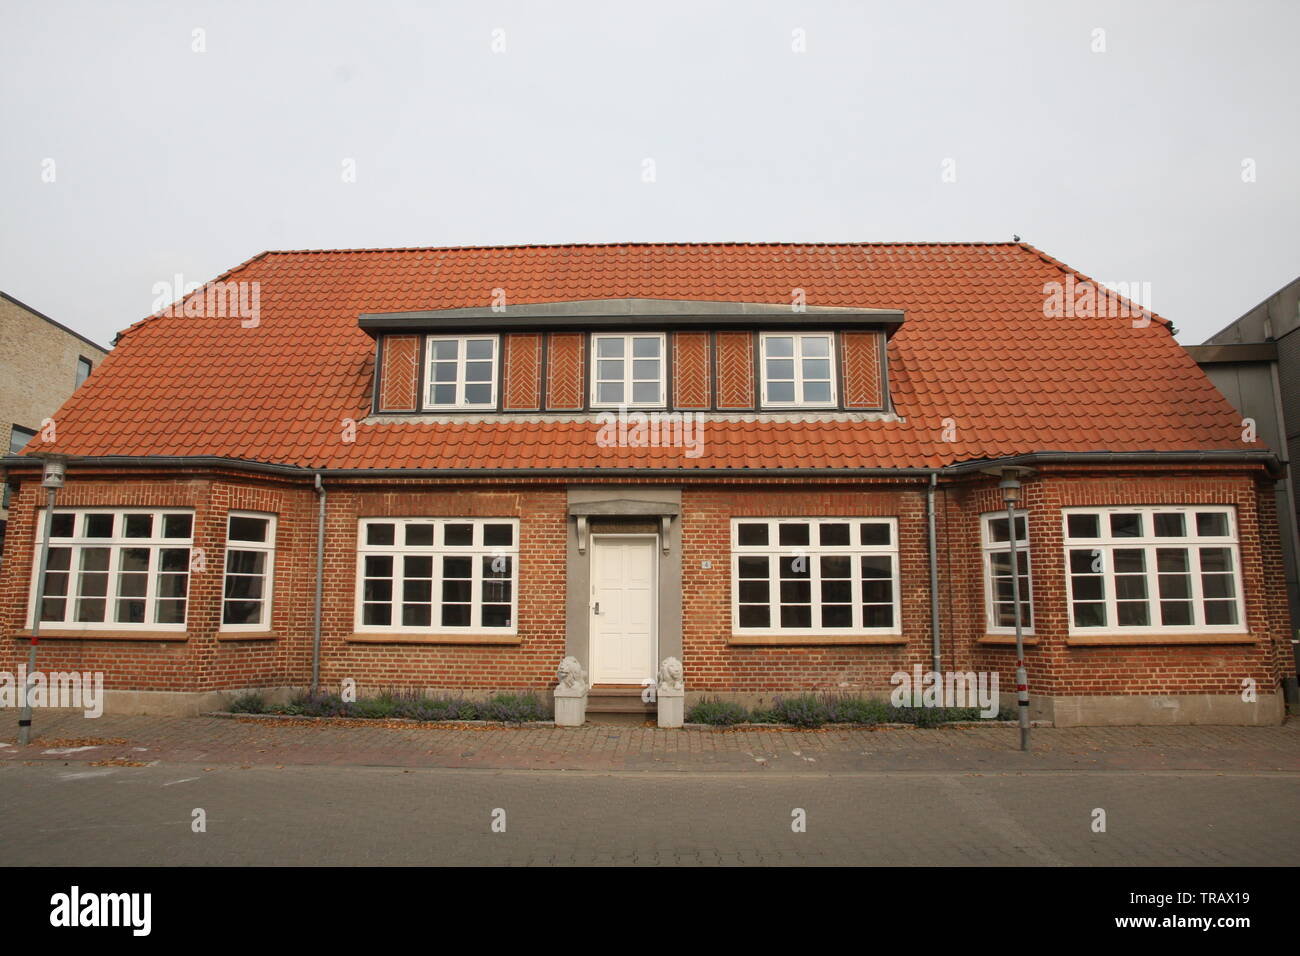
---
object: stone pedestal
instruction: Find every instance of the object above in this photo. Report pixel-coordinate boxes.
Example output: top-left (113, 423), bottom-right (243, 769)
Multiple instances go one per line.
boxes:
top-left (656, 656), bottom-right (685, 728)
top-left (656, 689), bottom-right (684, 728)
top-left (553, 655), bottom-right (589, 727)
top-left (554, 692), bottom-right (587, 727)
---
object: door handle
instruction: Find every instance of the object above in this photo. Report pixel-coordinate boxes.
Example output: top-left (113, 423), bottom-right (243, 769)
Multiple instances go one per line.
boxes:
top-left (593, 602), bottom-right (601, 615)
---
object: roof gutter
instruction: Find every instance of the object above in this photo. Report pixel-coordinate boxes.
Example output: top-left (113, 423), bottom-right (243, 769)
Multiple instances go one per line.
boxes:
top-left (0, 454), bottom-right (938, 479)
top-left (0, 449), bottom-right (1283, 481)
top-left (942, 450), bottom-right (1283, 479)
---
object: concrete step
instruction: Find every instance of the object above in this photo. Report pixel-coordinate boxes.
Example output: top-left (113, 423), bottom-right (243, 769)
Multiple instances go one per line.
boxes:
top-left (587, 684), bottom-right (655, 714)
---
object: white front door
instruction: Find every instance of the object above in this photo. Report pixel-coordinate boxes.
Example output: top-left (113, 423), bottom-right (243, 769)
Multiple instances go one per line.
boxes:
top-left (589, 535), bottom-right (657, 684)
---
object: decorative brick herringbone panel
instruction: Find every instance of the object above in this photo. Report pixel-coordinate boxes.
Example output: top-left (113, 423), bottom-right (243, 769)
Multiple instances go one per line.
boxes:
top-left (503, 333), bottom-right (543, 410)
top-left (841, 331), bottom-right (884, 409)
top-left (545, 332), bottom-right (585, 410)
top-left (673, 332), bottom-right (711, 409)
top-left (715, 331), bottom-right (755, 409)
top-left (378, 334), bottom-right (419, 412)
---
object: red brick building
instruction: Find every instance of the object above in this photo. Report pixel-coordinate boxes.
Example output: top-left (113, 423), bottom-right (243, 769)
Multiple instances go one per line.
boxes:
top-left (2, 242), bottom-right (1293, 724)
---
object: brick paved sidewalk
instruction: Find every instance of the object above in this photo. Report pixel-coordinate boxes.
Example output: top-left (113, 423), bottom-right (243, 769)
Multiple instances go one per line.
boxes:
top-left (2, 712), bottom-right (1298, 773)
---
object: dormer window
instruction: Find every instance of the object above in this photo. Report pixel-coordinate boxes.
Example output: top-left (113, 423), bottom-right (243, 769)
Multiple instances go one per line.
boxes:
top-left (424, 335), bottom-right (498, 410)
top-left (364, 300), bottom-right (898, 415)
top-left (760, 332), bottom-right (837, 408)
top-left (591, 333), bottom-right (666, 408)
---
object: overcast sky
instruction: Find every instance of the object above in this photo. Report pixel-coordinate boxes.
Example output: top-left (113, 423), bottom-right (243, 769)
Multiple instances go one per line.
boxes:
top-left (1, 0), bottom-right (1296, 348)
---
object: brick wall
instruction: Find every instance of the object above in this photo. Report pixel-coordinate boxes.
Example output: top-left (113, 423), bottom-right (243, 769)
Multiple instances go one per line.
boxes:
top-left (0, 473), bottom-right (314, 693)
top-left (319, 485), bottom-right (566, 693)
top-left (1, 466), bottom-right (1292, 701)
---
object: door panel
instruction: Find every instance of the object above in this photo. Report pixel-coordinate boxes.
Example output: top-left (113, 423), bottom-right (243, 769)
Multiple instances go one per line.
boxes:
top-left (590, 537), bottom-right (657, 683)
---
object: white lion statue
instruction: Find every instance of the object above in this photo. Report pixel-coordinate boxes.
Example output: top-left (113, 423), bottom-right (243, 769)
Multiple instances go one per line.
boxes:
top-left (658, 657), bottom-right (684, 693)
top-left (556, 656), bottom-right (588, 692)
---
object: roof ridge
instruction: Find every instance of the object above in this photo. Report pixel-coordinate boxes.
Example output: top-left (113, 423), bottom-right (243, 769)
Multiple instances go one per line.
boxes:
top-left (259, 240), bottom-right (1026, 255)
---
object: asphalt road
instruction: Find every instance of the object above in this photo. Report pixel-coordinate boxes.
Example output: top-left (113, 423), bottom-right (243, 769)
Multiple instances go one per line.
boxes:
top-left (0, 762), bottom-right (1295, 865)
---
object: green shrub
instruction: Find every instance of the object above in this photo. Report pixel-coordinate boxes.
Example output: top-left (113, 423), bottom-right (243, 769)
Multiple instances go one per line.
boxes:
top-left (686, 697), bottom-right (749, 726)
top-left (768, 694), bottom-right (829, 728)
top-left (351, 692), bottom-right (400, 719)
top-left (228, 691), bottom-right (267, 714)
top-left (822, 694), bottom-right (889, 725)
top-left (478, 692), bottom-right (550, 723)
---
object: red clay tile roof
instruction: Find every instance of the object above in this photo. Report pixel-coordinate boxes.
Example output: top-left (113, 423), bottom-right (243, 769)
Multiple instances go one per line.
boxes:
top-left (26, 242), bottom-right (1248, 471)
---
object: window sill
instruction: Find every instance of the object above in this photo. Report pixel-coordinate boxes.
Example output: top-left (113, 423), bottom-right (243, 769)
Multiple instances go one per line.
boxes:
top-left (345, 632), bottom-right (522, 646)
top-left (217, 631), bottom-right (278, 642)
top-left (977, 634), bottom-right (1039, 646)
top-left (728, 633), bottom-right (906, 647)
top-left (1067, 632), bottom-right (1256, 647)
top-left (13, 629), bottom-right (187, 642)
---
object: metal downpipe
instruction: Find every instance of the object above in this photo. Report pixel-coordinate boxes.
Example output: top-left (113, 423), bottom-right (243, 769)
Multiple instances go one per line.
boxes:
top-left (927, 472), bottom-right (942, 675)
top-left (312, 472), bottom-right (326, 696)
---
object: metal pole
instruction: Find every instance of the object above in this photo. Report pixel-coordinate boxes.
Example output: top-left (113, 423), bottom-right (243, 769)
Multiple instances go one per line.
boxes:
top-left (1003, 476), bottom-right (1030, 752)
top-left (311, 473), bottom-right (325, 697)
top-left (927, 472), bottom-right (942, 675)
top-left (18, 486), bottom-right (58, 745)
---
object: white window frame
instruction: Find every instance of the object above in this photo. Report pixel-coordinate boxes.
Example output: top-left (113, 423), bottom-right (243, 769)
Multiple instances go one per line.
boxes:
top-left (1062, 505), bottom-right (1247, 635)
top-left (355, 517), bottom-right (520, 634)
top-left (422, 335), bottom-right (499, 410)
top-left (221, 511), bottom-right (277, 631)
top-left (981, 510), bottom-right (1034, 634)
top-left (590, 333), bottom-right (667, 408)
top-left (759, 332), bottom-right (838, 409)
top-left (27, 507), bottom-right (194, 631)
top-left (730, 517), bottom-right (900, 636)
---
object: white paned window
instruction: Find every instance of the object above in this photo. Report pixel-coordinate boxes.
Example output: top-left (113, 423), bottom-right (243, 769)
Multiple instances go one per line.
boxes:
top-left (591, 334), bottom-right (666, 407)
top-left (981, 510), bottom-right (1033, 632)
top-left (1063, 506), bottom-right (1246, 634)
top-left (356, 518), bottom-right (519, 633)
top-left (731, 518), bottom-right (899, 634)
top-left (222, 512), bottom-right (277, 629)
top-left (423, 335), bottom-right (498, 409)
top-left (30, 509), bottom-right (194, 630)
top-left (760, 332), bottom-right (837, 408)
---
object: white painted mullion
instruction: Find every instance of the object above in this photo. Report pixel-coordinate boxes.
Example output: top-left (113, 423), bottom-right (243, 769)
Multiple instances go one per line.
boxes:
top-left (144, 543), bottom-right (159, 626)
top-left (394, 543), bottom-right (409, 629)
top-left (889, 553), bottom-right (900, 631)
top-left (469, 546), bottom-right (484, 631)
top-left (1143, 543), bottom-right (1156, 626)
top-left (509, 545), bottom-right (519, 632)
top-left (792, 335), bottom-right (805, 404)
top-left (455, 340), bottom-right (469, 408)
top-left (621, 336), bottom-right (634, 400)
top-left (1189, 543), bottom-right (1208, 628)
top-left (809, 548), bottom-right (822, 630)
top-left (852, 549), bottom-right (863, 631)
top-left (101, 535), bottom-right (121, 625)
top-left (730, 552), bottom-right (741, 631)
top-left (1232, 544), bottom-right (1246, 629)
top-left (259, 538), bottom-right (274, 627)
top-left (767, 552), bottom-right (779, 633)
top-left (1102, 545), bottom-right (1118, 630)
